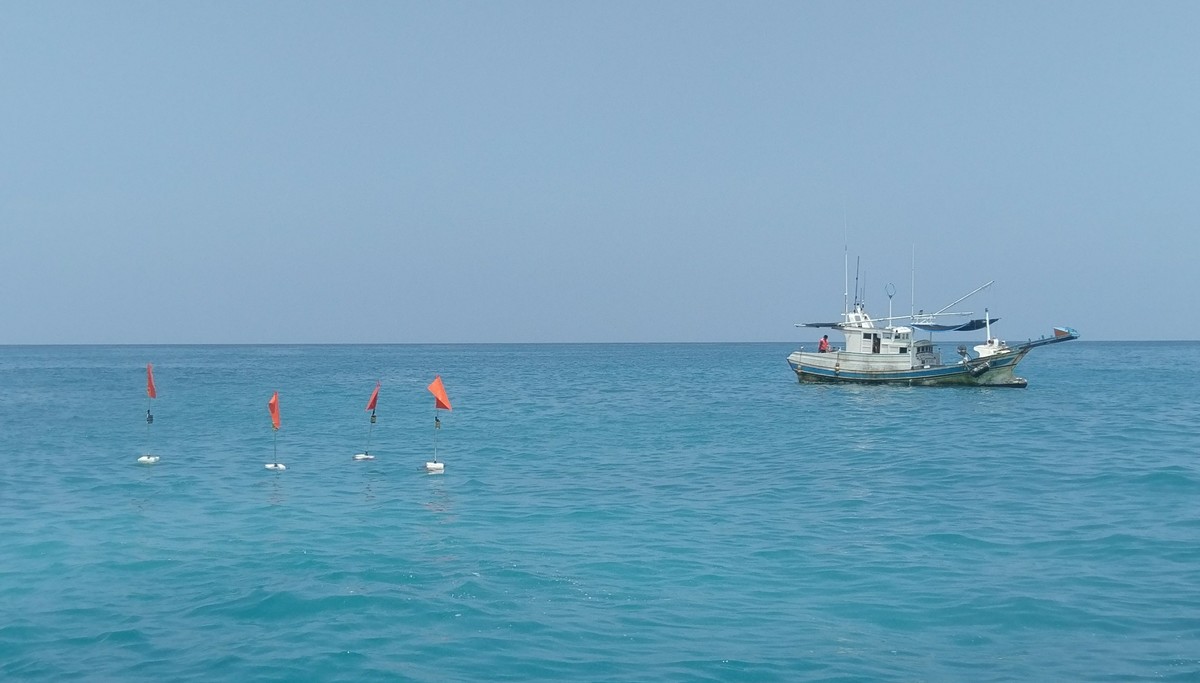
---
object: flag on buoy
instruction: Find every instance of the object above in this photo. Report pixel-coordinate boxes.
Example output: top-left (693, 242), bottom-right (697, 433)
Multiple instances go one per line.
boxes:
top-left (427, 376), bottom-right (452, 411)
top-left (268, 391), bottom-right (281, 430)
top-left (146, 363), bottom-right (157, 399)
top-left (365, 381), bottom-right (380, 412)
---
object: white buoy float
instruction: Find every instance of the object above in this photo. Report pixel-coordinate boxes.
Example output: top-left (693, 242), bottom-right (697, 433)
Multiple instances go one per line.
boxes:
top-left (353, 453), bottom-right (375, 461)
top-left (265, 462), bottom-right (287, 471)
top-left (425, 461), bottom-right (444, 473)
top-left (137, 455), bottom-right (159, 464)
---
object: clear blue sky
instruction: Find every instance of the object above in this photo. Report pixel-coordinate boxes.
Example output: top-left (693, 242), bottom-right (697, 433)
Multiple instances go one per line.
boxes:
top-left (2, 2), bottom-right (1197, 343)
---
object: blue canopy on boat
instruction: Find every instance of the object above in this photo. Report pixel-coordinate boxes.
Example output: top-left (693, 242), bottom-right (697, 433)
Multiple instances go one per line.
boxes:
top-left (912, 317), bottom-right (998, 332)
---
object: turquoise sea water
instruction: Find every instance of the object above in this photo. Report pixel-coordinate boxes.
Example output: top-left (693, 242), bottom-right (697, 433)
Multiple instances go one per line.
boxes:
top-left (1, 342), bottom-right (1198, 682)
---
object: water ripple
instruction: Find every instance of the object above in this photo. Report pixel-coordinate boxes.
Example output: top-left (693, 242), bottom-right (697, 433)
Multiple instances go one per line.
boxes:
top-left (1, 343), bottom-right (1198, 680)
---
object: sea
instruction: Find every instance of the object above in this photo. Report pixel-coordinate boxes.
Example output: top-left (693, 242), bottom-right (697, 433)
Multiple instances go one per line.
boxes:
top-left (1, 342), bottom-right (1198, 682)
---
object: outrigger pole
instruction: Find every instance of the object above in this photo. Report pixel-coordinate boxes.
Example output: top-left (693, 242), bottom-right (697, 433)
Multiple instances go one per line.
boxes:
top-left (933, 281), bottom-right (994, 316)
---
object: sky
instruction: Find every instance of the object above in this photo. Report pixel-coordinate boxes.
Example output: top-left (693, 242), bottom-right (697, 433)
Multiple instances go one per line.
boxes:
top-left (2, 1), bottom-right (1197, 343)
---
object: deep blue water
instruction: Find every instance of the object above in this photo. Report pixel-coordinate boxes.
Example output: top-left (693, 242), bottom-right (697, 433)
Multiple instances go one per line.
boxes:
top-left (1, 342), bottom-right (1198, 682)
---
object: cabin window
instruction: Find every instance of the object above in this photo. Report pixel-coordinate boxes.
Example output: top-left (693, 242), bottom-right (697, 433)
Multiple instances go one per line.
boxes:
top-left (898, 347), bottom-right (908, 354)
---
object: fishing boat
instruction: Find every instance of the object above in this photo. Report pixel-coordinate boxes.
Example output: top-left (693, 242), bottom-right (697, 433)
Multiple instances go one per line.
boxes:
top-left (787, 278), bottom-right (1078, 387)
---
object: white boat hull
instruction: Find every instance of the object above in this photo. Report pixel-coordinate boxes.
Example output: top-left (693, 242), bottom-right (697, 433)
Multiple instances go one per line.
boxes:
top-left (787, 331), bottom-right (1075, 387)
top-left (788, 349), bottom-right (1028, 386)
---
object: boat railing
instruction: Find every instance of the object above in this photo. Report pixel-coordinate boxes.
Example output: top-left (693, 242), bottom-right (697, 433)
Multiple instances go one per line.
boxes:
top-left (798, 345), bottom-right (841, 353)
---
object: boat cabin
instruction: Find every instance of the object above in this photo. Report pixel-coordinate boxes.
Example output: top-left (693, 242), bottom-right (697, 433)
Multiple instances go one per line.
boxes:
top-left (838, 305), bottom-right (941, 367)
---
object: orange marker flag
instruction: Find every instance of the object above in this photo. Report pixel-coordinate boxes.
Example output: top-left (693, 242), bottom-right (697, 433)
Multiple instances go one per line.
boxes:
top-left (365, 381), bottom-right (380, 412)
top-left (146, 363), bottom-right (157, 399)
top-left (268, 391), bottom-right (281, 430)
top-left (427, 375), bottom-right (452, 411)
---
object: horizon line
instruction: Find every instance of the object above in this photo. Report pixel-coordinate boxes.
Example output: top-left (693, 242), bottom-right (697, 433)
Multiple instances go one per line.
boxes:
top-left (1, 339), bottom-right (1193, 347)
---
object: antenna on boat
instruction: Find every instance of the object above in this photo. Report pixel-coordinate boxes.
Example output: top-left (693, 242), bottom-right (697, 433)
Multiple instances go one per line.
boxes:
top-left (842, 225), bottom-right (849, 318)
top-left (886, 282), bottom-right (896, 324)
top-left (910, 246), bottom-right (916, 321)
top-left (853, 257), bottom-right (861, 310)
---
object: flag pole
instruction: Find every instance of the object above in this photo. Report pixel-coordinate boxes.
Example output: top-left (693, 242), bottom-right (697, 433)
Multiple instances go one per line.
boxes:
top-left (432, 410), bottom-right (440, 463)
top-left (355, 381), bottom-right (380, 461)
top-left (145, 393), bottom-right (152, 451)
top-left (365, 408), bottom-right (376, 456)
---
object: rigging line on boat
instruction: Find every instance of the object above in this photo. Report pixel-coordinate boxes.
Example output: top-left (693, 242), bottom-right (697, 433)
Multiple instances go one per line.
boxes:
top-left (932, 280), bottom-right (994, 316)
top-left (881, 310), bottom-right (981, 322)
top-left (794, 310), bottom-right (984, 327)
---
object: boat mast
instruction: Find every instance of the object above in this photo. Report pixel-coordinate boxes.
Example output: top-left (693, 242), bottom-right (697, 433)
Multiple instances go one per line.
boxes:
top-left (910, 245), bottom-right (915, 321)
top-left (853, 257), bottom-right (861, 311)
top-left (842, 223), bottom-right (849, 320)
